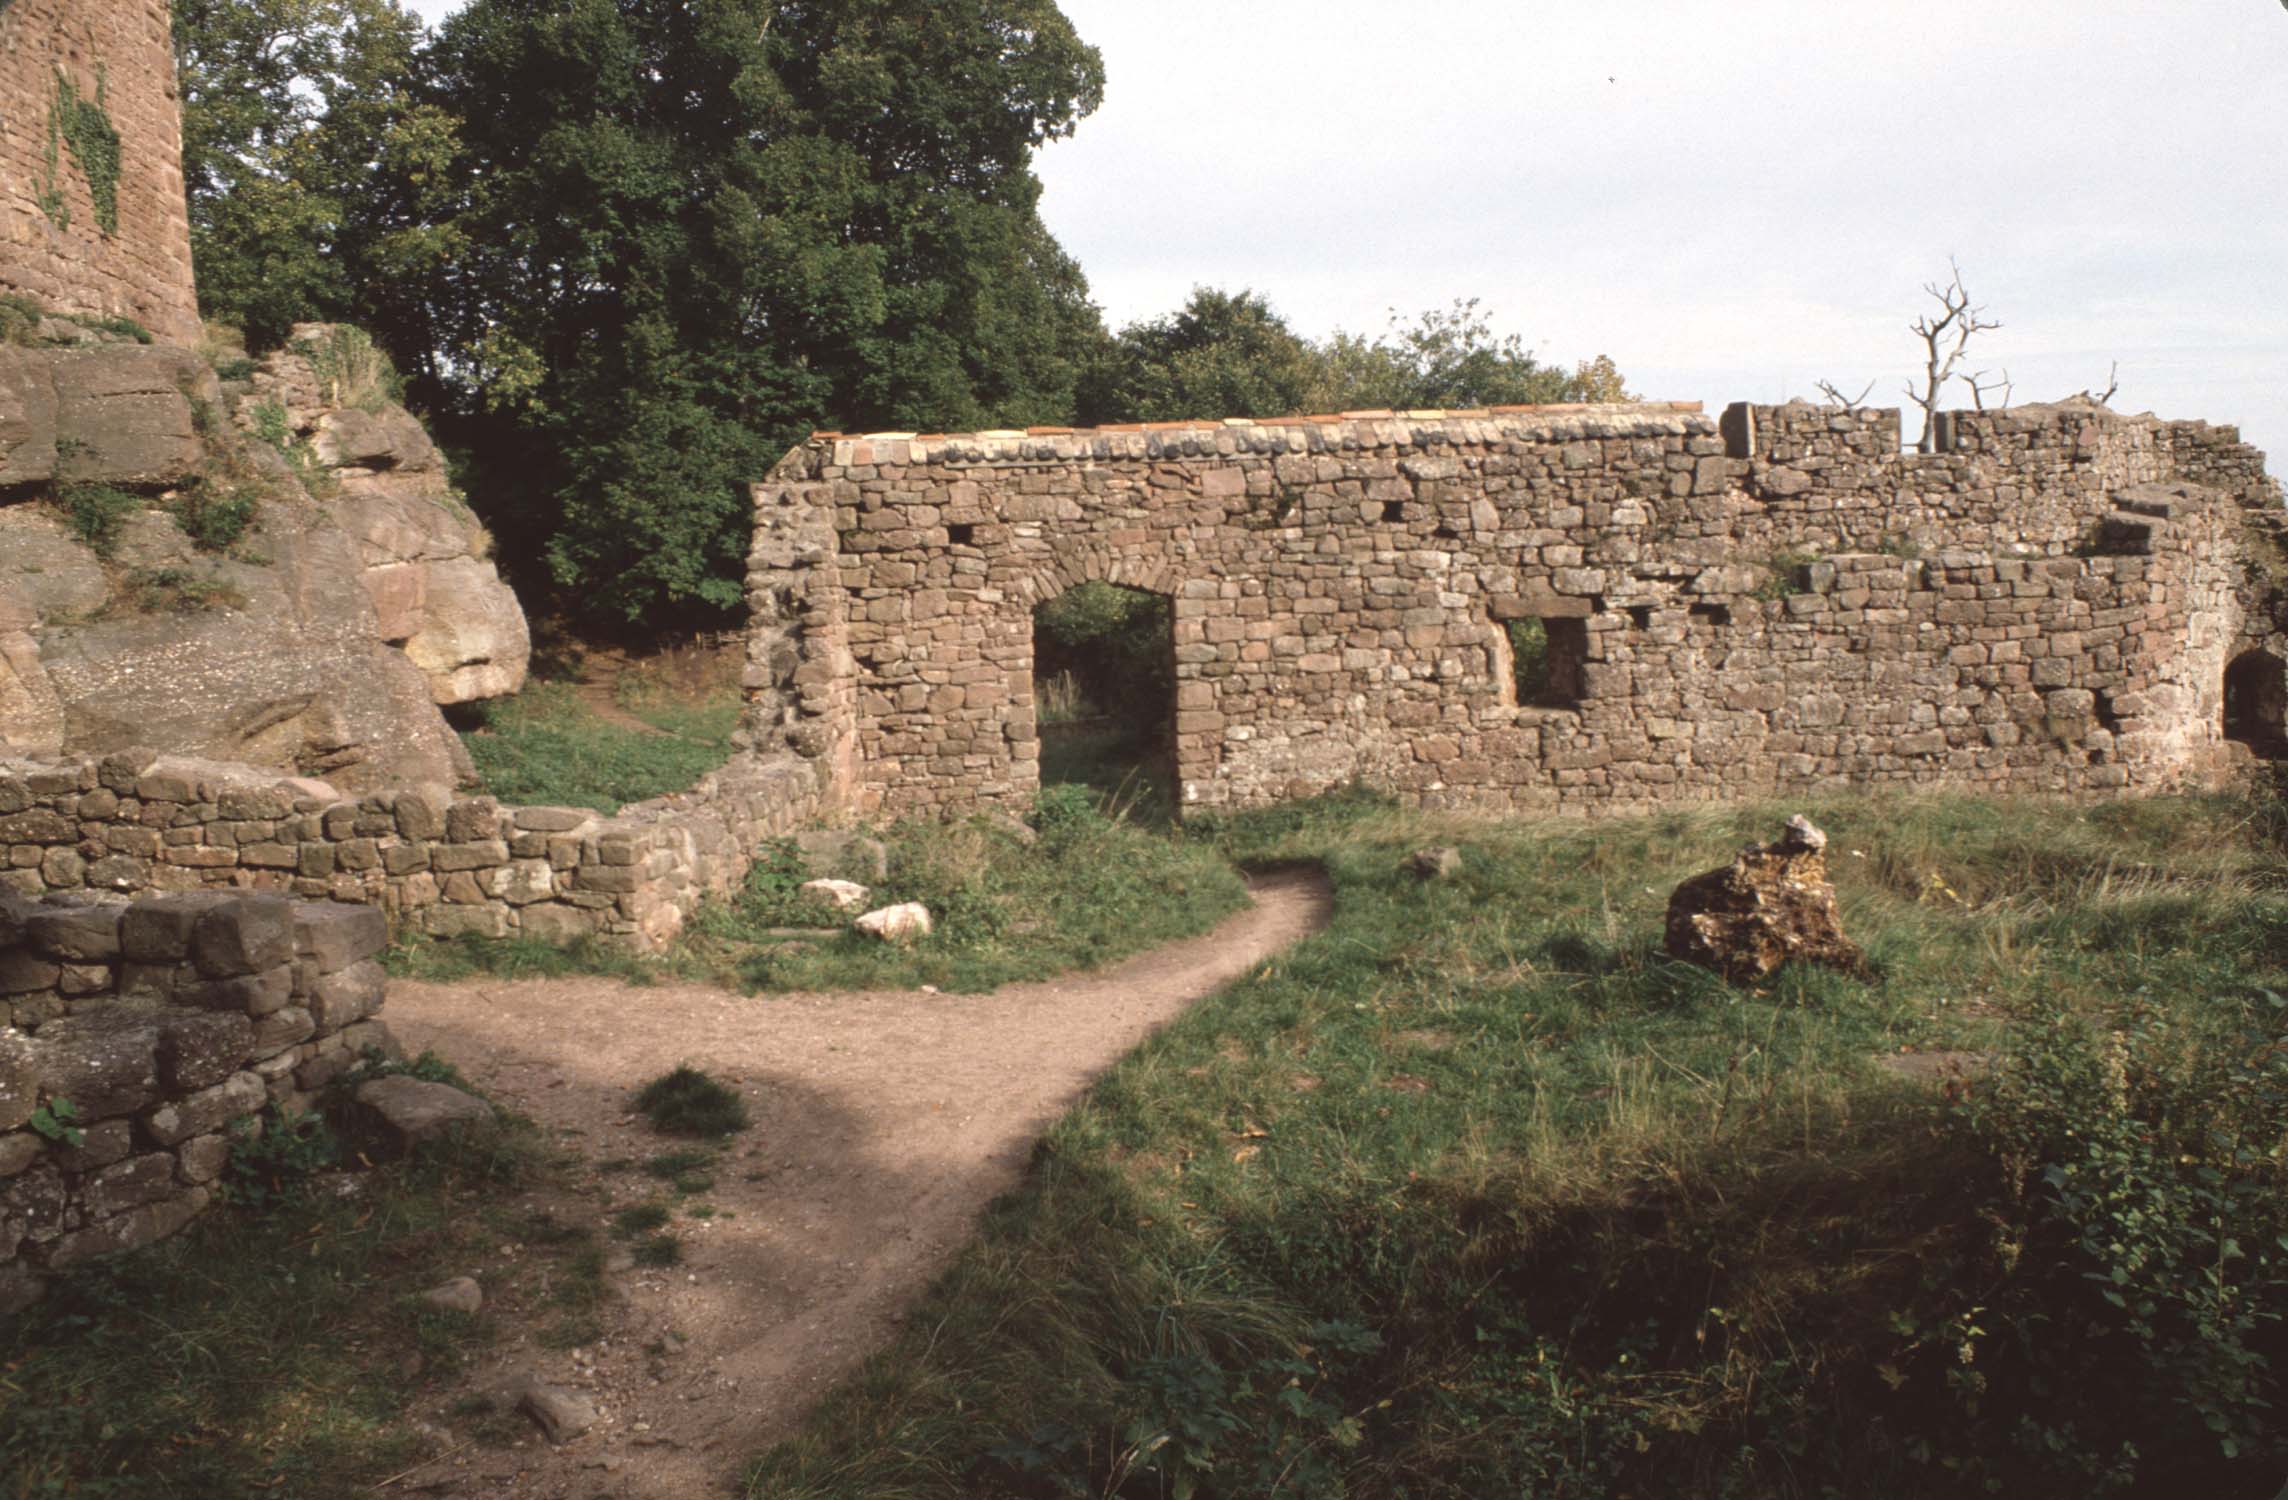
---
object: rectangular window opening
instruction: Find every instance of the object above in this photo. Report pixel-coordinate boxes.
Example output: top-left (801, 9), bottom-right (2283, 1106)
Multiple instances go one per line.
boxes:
top-left (1506, 616), bottom-right (1588, 707)
top-left (948, 522), bottom-right (976, 546)
top-left (1381, 500), bottom-right (1406, 523)
top-left (1690, 602), bottom-right (1732, 627)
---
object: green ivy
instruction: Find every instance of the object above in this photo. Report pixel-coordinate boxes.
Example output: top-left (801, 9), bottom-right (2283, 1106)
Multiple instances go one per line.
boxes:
top-left (40, 67), bottom-right (121, 237)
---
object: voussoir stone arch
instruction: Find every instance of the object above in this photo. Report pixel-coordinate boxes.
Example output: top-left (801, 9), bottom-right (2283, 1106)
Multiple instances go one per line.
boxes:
top-left (1013, 539), bottom-right (1190, 612)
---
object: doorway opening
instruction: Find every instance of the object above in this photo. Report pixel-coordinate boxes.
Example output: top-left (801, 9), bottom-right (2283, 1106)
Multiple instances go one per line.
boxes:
top-left (2224, 650), bottom-right (2287, 754)
top-left (1033, 582), bottom-right (1176, 820)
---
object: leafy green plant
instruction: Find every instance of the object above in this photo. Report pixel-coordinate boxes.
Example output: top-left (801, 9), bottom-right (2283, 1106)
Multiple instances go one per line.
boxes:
top-left (29, 1097), bottom-right (84, 1148)
top-left (167, 483), bottom-right (258, 552)
top-left (222, 1107), bottom-right (340, 1208)
top-left (634, 1065), bottom-right (749, 1138)
top-left (87, 314), bottom-right (151, 344)
top-left (118, 566), bottom-right (247, 615)
top-left (53, 482), bottom-right (142, 557)
top-left (46, 68), bottom-right (121, 236)
top-left (295, 325), bottom-right (402, 413)
top-left (612, 1202), bottom-right (672, 1236)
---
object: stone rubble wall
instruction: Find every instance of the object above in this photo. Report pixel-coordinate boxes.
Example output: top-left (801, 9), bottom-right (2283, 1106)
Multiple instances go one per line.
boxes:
top-left (0, 479), bottom-right (834, 947)
top-left (0, 889), bottom-right (391, 1309)
top-left (762, 397), bottom-right (2286, 816)
top-left (0, 0), bottom-right (202, 345)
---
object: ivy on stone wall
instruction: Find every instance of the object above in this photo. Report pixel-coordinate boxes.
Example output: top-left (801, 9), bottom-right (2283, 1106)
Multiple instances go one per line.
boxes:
top-left (37, 66), bottom-right (121, 237)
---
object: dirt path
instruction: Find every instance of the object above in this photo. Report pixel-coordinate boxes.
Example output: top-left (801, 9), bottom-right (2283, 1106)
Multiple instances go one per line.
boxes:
top-left (382, 867), bottom-right (1332, 1499)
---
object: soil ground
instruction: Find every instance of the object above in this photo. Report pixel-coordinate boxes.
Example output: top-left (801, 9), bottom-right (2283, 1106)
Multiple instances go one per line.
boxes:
top-left (378, 866), bottom-right (1332, 1498)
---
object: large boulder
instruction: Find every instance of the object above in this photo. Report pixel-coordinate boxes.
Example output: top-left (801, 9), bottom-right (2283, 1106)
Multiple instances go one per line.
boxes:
top-left (0, 322), bottom-right (530, 785)
top-left (1664, 815), bottom-right (1864, 984)
top-left (11, 496), bottom-right (474, 789)
top-left (247, 326), bottom-right (530, 706)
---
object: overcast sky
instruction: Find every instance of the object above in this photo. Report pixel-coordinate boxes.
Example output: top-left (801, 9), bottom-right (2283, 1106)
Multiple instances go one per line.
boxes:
top-left (402, 0), bottom-right (2288, 461)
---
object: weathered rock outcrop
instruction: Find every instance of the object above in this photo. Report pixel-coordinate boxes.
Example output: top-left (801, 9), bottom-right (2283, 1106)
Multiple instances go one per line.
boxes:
top-left (1664, 815), bottom-right (1864, 983)
top-left (0, 342), bottom-right (218, 490)
top-left (0, 317), bottom-right (529, 790)
top-left (241, 326), bottom-right (530, 705)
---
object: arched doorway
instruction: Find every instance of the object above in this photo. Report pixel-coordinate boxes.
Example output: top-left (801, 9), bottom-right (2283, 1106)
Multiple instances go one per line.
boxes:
top-left (1031, 582), bottom-right (1175, 818)
top-left (2223, 650), bottom-right (2287, 754)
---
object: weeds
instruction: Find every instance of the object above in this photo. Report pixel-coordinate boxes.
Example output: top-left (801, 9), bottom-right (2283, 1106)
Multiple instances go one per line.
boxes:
top-left (634, 1065), bottom-right (749, 1138)
top-left (51, 481), bottom-right (141, 557)
top-left (456, 678), bottom-right (738, 813)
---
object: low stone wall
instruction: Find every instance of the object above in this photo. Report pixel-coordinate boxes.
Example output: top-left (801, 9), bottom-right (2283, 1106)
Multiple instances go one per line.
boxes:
top-left (0, 747), bottom-right (823, 950)
top-left (0, 889), bottom-right (390, 1310)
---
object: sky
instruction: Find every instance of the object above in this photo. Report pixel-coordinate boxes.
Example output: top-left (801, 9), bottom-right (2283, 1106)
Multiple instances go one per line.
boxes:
top-left (402, 0), bottom-right (2288, 461)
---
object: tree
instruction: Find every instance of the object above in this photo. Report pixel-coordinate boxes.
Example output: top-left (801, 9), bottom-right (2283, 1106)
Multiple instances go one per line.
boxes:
top-left (1309, 299), bottom-right (1578, 413)
top-left (173, 0), bottom-right (460, 352)
top-left (1080, 290), bottom-right (1630, 426)
top-left (1077, 287), bottom-right (1322, 425)
top-left (418, 0), bottom-right (1108, 626)
top-left (1820, 263), bottom-right (2120, 450)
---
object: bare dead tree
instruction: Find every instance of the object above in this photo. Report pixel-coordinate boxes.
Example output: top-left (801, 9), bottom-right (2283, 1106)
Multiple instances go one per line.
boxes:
top-left (2069, 361), bottom-right (2120, 407)
top-left (1964, 367), bottom-right (2013, 411)
top-left (1906, 261), bottom-right (2002, 451)
top-left (1815, 377), bottom-right (1875, 411)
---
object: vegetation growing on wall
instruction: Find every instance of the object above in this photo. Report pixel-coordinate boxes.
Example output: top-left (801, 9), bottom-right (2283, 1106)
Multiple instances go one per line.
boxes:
top-left (39, 67), bottom-right (122, 236)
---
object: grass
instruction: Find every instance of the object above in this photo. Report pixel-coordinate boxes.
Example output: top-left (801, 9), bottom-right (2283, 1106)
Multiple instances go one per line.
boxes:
top-left (0, 1100), bottom-right (574, 1494)
top-left (635, 1064), bottom-right (750, 1137)
top-left (681, 791), bottom-right (1248, 993)
top-left (455, 676), bottom-right (740, 814)
top-left (740, 788), bottom-right (2288, 1497)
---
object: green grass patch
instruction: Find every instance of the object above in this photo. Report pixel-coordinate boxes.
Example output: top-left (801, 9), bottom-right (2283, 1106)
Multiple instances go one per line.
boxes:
top-left (612, 1201), bottom-right (673, 1236)
top-left (634, 1065), bottom-right (749, 1138)
top-left (456, 678), bottom-right (738, 814)
top-left (746, 789), bottom-right (2288, 1498)
top-left (0, 1125), bottom-right (553, 1494)
top-left (686, 789), bottom-right (1249, 994)
top-left (632, 1234), bottom-right (683, 1268)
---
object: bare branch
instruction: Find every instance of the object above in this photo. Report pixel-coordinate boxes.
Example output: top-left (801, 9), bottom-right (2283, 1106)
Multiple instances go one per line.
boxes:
top-left (1815, 378), bottom-right (1875, 411)
top-left (1965, 367), bottom-right (2013, 412)
top-left (1906, 259), bottom-right (2001, 451)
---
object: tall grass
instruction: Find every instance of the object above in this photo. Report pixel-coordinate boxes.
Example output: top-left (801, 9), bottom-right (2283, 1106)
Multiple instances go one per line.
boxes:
top-left (456, 677), bottom-right (739, 813)
top-left (745, 790), bottom-right (2288, 1497)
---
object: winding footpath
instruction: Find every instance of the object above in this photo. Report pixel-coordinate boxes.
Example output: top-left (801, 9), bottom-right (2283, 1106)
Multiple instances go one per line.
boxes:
top-left (382, 866), bottom-right (1333, 1498)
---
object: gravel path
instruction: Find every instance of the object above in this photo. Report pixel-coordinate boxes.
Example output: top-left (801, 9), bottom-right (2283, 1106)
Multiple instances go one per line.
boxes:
top-left (380, 865), bottom-right (1332, 1498)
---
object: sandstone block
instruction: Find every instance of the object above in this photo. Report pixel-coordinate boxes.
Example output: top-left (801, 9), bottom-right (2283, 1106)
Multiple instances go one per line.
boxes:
top-left (352, 1076), bottom-right (494, 1154)
top-left (190, 896), bottom-right (297, 978)
top-left (142, 1071), bottom-right (266, 1148)
top-left (292, 902), bottom-right (388, 972)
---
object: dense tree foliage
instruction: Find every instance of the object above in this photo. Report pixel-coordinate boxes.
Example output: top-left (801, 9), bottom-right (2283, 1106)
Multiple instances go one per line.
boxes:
top-left (1083, 289), bottom-right (1627, 425)
top-left (172, 3), bottom-right (1628, 633)
top-left (174, 0), bottom-right (461, 352)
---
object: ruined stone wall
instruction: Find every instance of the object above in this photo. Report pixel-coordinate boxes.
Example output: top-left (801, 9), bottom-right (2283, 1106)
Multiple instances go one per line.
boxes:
top-left (0, 889), bottom-right (391, 1309)
top-left (0, 482), bottom-right (834, 947)
top-left (0, 0), bottom-right (201, 344)
top-left (760, 398), bottom-right (2284, 816)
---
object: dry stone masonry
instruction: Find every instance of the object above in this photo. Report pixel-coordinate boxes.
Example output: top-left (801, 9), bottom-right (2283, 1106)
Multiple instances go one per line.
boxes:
top-left (759, 397), bottom-right (2288, 816)
top-left (0, 888), bottom-right (391, 1310)
top-left (0, 0), bottom-right (200, 343)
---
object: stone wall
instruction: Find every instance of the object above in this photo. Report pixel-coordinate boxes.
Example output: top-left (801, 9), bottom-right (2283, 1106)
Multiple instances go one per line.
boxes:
top-left (759, 397), bottom-right (2287, 816)
top-left (0, 889), bottom-right (390, 1309)
top-left (0, 0), bottom-right (201, 344)
top-left (0, 480), bottom-right (834, 947)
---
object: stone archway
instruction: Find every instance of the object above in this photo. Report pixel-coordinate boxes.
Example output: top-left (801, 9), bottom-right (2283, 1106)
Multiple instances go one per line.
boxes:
top-left (2223, 649), bottom-right (2288, 754)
